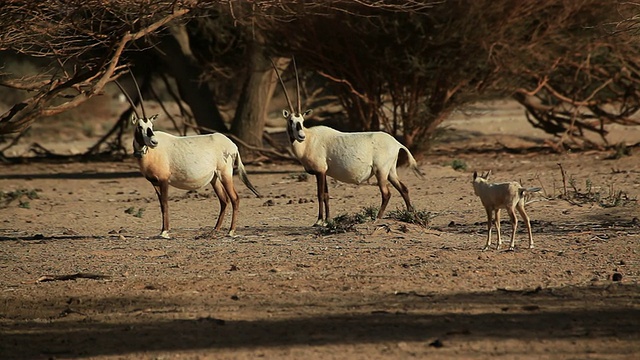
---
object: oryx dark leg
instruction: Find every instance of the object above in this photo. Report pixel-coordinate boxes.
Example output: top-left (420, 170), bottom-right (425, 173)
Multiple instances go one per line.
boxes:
top-left (314, 172), bottom-right (329, 226)
top-left (323, 175), bottom-right (330, 221)
top-left (373, 169), bottom-right (393, 219)
top-left (389, 174), bottom-right (414, 213)
top-left (210, 175), bottom-right (229, 232)
top-left (152, 179), bottom-right (170, 239)
top-left (219, 174), bottom-right (240, 236)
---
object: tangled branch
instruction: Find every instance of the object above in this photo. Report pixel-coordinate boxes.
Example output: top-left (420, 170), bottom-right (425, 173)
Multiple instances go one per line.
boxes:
top-left (0, 0), bottom-right (195, 134)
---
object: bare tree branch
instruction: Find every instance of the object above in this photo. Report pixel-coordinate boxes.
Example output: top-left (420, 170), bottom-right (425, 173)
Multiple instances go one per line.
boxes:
top-left (0, 1), bottom-right (193, 134)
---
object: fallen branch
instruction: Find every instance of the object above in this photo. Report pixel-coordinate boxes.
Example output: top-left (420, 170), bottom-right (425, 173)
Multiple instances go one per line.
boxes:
top-left (36, 273), bottom-right (111, 283)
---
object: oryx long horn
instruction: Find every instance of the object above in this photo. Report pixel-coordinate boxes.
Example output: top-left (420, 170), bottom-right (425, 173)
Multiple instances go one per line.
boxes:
top-left (270, 58), bottom-right (295, 114)
top-left (114, 79), bottom-right (141, 120)
top-left (292, 56), bottom-right (301, 114)
top-left (129, 71), bottom-right (148, 120)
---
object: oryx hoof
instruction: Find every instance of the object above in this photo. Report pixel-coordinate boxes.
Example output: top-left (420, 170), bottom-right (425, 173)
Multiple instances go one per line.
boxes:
top-left (313, 220), bottom-right (327, 227)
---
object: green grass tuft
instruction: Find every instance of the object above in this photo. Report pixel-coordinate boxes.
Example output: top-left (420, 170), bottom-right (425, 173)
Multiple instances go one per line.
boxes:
top-left (0, 188), bottom-right (40, 208)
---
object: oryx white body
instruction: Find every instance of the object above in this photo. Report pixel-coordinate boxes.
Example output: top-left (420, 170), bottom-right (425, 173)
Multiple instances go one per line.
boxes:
top-left (290, 126), bottom-right (409, 185)
top-left (132, 116), bottom-right (260, 238)
top-left (271, 58), bottom-right (423, 225)
top-left (137, 131), bottom-right (237, 190)
top-left (472, 171), bottom-right (540, 251)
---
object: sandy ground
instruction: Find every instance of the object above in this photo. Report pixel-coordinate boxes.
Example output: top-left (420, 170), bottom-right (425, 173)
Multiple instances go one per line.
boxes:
top-left (1, 100), bottom-right (639, 359)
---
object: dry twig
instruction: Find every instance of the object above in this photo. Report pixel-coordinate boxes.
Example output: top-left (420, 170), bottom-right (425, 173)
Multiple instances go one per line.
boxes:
top-left (36, 273), bottom-right (111, 283)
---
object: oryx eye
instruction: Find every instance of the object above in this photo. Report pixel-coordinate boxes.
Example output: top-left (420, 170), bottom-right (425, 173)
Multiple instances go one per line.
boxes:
top-left (146, 128), bottom-right (153, 137)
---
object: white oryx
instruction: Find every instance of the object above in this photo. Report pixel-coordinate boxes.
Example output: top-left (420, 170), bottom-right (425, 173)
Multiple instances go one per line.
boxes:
top-left (472, 171), bottom-right (540, 250)
top-left (271, 58), bottom-right (423, 225)
top-left (116, 74), bottom-right (260, 238)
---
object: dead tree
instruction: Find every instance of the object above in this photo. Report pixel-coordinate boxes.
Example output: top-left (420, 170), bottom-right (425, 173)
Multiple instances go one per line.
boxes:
top-left (0, 1), bottom-right (193, 135)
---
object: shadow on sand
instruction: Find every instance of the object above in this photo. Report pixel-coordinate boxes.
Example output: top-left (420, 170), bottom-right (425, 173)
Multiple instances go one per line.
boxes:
top-left (1, 284), bottom-right (638, 358)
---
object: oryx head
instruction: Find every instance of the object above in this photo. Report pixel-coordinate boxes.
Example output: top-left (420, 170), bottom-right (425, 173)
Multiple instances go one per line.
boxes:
top-left (115, 72), bottom-right (160, 153)
top-left (131, 113), bottom-right (159, 148)
top-left (271, 57), bottom-right (312, 143)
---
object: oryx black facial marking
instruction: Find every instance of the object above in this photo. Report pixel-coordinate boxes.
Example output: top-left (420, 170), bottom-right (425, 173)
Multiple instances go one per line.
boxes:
top-left (286, 122), bottom-right (295, 143)
top-left (286, 116), bottom-right (299, 143)
top-left (134, 126), bottom-right (145, 145)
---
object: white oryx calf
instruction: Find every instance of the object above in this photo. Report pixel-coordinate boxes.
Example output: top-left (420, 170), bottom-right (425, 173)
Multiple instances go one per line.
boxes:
top-left (271, 58), bottom-right (423, 225)
top-left (117, 76), bottom-right (260, 238)
top-left (472, 171), bottom-right (540, 250)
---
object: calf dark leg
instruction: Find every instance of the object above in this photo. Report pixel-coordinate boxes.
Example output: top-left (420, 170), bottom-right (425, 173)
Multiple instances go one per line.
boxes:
top-left (516, 201), bottom-right (533, 249)
top-left (483, 208), bottom-right (493, 251)
top-left (494, 209), bottom-right (502, 250)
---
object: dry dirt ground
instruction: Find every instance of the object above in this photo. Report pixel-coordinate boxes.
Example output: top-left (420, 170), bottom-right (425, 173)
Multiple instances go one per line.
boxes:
top-left (1, 101), bottom-right (639, 359)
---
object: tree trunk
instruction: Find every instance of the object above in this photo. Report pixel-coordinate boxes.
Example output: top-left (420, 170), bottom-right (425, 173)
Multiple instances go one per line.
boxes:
top-left (231, 36), bottom-right (287, 158)
top-left (155, 24), bottom-right (227, 133)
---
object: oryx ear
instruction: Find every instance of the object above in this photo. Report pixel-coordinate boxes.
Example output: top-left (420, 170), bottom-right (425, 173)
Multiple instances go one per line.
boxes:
top-left (486, 170), bottom-right (492, 179)
top-left (149, 114), bottom-right (159, 122)
top-left (473, 171), bottom-right (478, 180)
top-left (130, 112), bottom-right (138, 124)
top-left (303, 109), bottom-right (313, 117)
top-left (282, 109), bottom-right (290, 118)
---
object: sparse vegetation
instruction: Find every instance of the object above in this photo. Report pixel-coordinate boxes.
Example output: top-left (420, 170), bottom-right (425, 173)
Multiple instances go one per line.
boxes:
top-left (134, 208), bottom-right (145, 218)
top-left (387, 208), bottom-right (432, 227)
top-left (450, 159), bottom-right (468, 171)
top-left (556, 163), bottom-right (636, 208)
top-left (287, 173), bottom-right (309, 182)
top-left (184, 190), bottom-right (213, 199)
top-left (320, 206), bottom-right (378, 234)
top-left (318, 206), bottom-right (431, 234)
top-left (125, 207), bottom-right (145, 218)
top-left (0, 188), bottom-right (40, 208)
